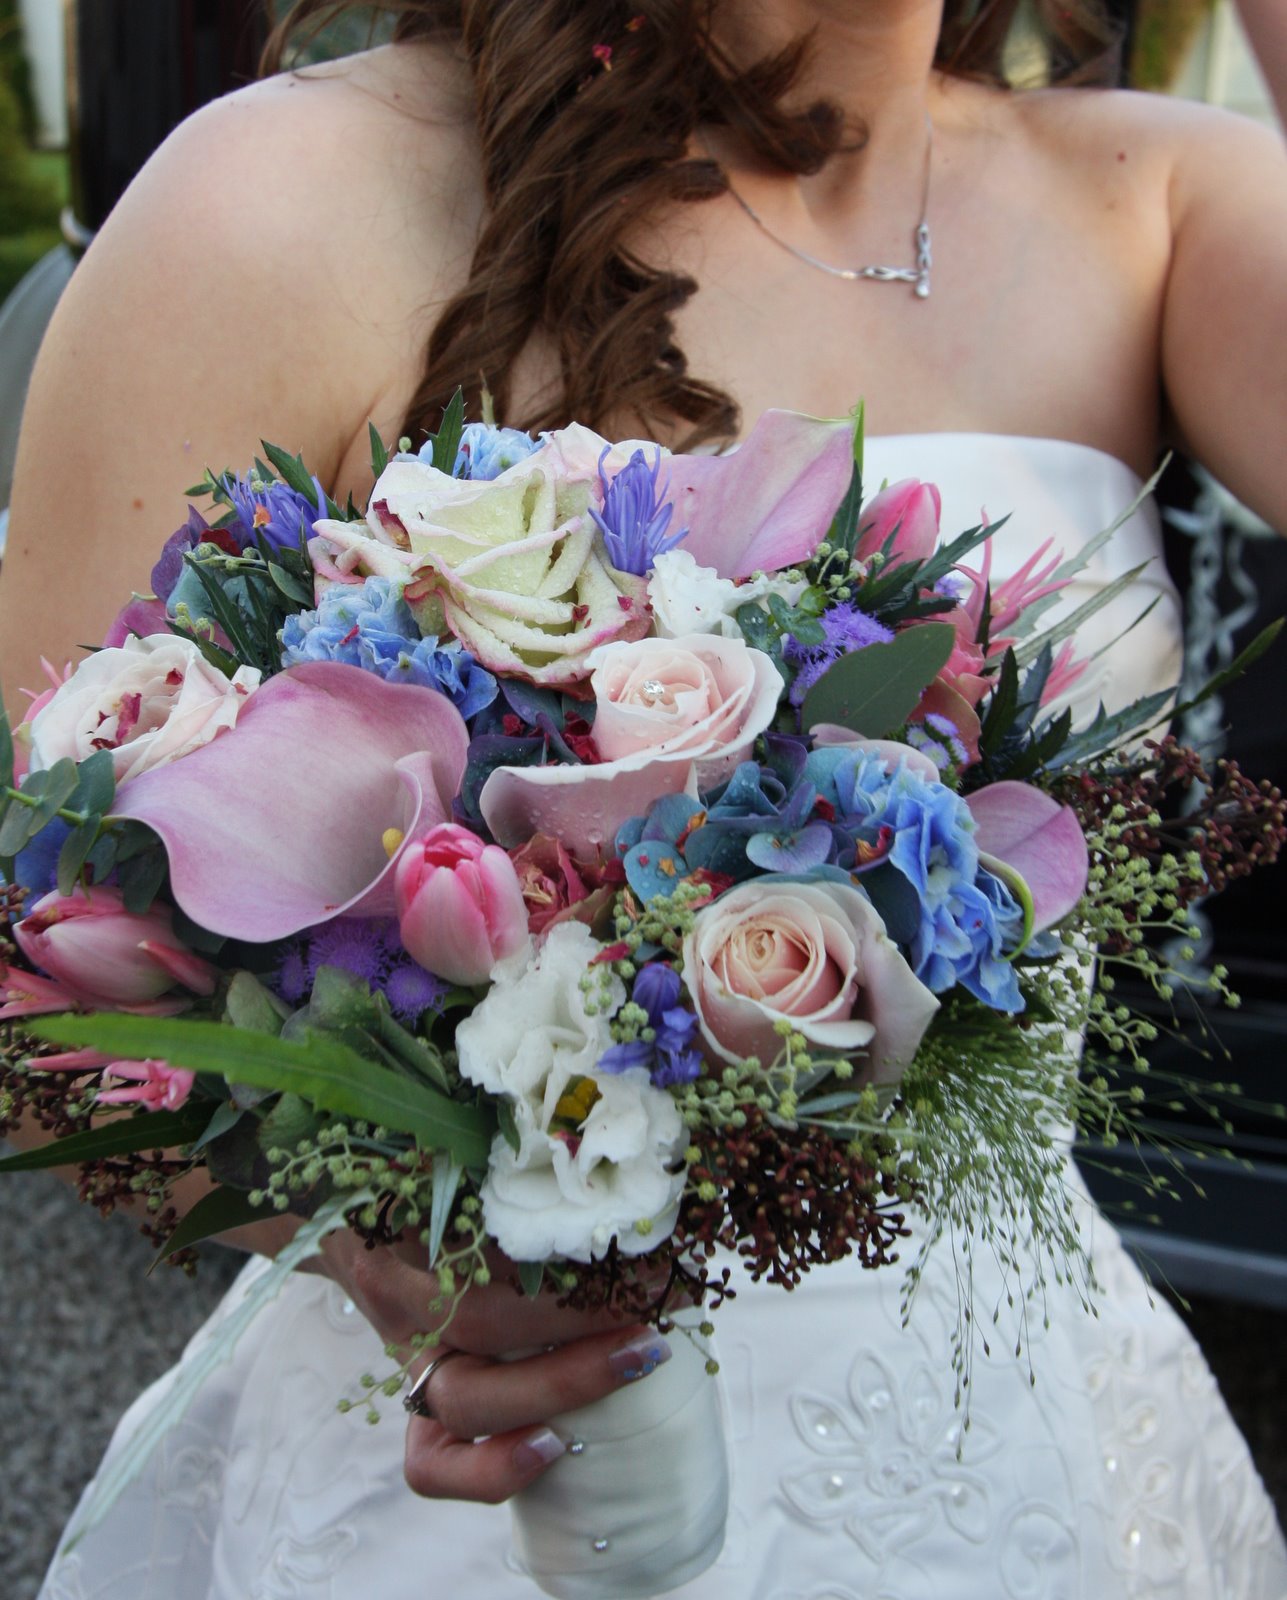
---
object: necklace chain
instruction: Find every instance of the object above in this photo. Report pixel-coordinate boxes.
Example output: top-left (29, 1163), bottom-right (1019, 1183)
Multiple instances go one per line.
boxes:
top-left (713, 116), bottom-right (934, 299)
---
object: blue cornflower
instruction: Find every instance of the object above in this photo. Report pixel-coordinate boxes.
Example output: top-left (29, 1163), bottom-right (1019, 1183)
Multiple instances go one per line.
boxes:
top-left (600, 962), bottom-right (704, 1088)
top-left (445, 422), bottom-right (539, 480)
top-left (281, 576), bottom-right (498, 721)
top-left (221, 469), bottom-right (328, 553)
top-left (785, 604), bottom-right (893, 707)
top-left (590, 447), bottom-right (688, 576)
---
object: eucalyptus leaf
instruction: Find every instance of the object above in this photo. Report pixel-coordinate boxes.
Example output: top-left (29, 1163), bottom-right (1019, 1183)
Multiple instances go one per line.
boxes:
top-left (69, 749), bottom-right (116, 818)
top-left (225, 971), bottom-right (291, 1036)
top-left (800, 623), bottom-right (954, 736)
top-left (118, 845), bottom-right (168, 914)
top-left (30, 758), bottom-right (80, 831)
top-left (27, 1014), bottom-right (493, 1168)
top-left (266, 561), bottom-right (313, 608)
top-left (517, 1259), bottom-right (545, 1298)
top-left (56, 814), bottom-right (103, 894)
top-left (0, 795), bottom-right (39, 856)
top-left (189, 1099), bottom-right (244, 1153)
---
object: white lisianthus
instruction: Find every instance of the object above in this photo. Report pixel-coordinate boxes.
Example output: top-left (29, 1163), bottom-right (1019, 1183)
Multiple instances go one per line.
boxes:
top-left (455, 923), bottom-right (687, 1262)
top-left (647, 549), bottom-right (807, 640)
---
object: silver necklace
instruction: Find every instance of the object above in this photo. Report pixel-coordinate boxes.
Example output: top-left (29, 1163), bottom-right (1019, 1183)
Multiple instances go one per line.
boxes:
top-left (713, 116), bottom-right (934, 299)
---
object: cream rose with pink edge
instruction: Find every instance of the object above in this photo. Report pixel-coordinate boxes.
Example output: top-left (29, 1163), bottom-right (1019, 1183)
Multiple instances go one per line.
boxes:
top-left (682, 879), bottom-right (938, 1086)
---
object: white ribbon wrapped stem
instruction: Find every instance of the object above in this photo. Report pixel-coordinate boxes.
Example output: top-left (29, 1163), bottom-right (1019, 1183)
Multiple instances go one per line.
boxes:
top-left (508, 1315), bottom-right (728, 1599)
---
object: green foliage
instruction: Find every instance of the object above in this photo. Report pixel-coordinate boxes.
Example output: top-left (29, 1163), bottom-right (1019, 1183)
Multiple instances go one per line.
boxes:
top-left (0, 1101), bottom-right (215, 1171)
top-left (28, 1012), bottom-right (493, 1168)
top-left (800, 622), bottom-right (954, 735)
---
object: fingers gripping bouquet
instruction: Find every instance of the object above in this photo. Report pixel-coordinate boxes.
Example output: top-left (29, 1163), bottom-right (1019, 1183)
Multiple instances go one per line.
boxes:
top-left (2, 401), bottom-right (1284, 1595)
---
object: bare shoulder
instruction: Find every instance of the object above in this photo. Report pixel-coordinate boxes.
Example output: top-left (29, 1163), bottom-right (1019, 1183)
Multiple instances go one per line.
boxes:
top-left (1011, 82), bottom-right (1283, 207)
top-left (1, 42), bottom-right (480, 705)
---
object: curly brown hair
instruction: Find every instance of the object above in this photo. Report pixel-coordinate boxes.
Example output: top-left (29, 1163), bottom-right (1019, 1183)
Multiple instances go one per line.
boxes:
top-left (264, 1), bottom-right (1121, 447)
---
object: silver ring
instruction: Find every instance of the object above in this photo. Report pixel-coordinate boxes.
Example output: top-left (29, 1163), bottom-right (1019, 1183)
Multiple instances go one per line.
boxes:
top-left (403, 1349), bottom-right (467, 1420)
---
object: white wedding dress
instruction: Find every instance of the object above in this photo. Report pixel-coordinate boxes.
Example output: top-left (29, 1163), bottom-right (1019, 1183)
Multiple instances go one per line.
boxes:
top-left (38, 436), bottom-right (1287, 1600)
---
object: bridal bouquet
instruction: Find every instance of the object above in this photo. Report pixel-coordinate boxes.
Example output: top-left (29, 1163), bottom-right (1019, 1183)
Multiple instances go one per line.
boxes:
top-left (1, 400), bottom-right (1282, 1596)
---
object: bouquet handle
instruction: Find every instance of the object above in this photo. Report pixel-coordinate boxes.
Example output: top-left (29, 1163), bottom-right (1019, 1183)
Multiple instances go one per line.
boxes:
top-left (508, 1316), bottom-right (728, 1599)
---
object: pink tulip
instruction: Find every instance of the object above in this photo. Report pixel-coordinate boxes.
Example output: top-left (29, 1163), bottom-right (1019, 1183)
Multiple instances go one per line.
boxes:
top-left (854, 480), bottom-right (942, 569)
top-left (13, 886), bottom-right (217, 1011)
top-left (394, 824), bottom-right (530, 986)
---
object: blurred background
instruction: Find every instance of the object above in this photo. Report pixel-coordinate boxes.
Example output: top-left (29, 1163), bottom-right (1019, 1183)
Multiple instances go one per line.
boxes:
top-left (0, 2), bottom-right (1284, 1593)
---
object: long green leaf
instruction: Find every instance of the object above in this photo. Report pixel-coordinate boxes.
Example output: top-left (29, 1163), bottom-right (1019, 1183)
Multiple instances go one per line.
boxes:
top-left (261, 441), bottom-right (319, 503)
top-left (27, 1014), bottom-right (493, 1168)
top-left (149, 1183), bottom-right (271, 1272)
top-left (801, 622), bottom-right (955, 735)
top-left (1012, 564), bottom-right (1150, 668)
top-left (0, 1103), bottom-right (214, 1171)
top-left (1168, 618), bottom-right (1284, 725)
top-left (368, 420), bottom-right (389, 478)
top-left (426, 1152), bottom-right (463, 1270)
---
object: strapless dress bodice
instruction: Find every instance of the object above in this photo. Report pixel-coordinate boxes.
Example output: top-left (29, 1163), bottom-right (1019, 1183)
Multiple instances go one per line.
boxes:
top-left (864, 431), bottom-right (1183, 720)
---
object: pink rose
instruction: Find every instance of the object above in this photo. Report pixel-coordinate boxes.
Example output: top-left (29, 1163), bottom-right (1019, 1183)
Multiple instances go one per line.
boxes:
top-left (590, 634), bottom-right (781, 782)
top-left (14, 886), bottom-right (217, 1011)
top-left (479, 635), bottom-right (781, 858)
top-left (27, 635), bottom-right (260, 783)
top-left (682, 879), bottom-right (938, 1084)
top-left (854, 480), bottom-right (942, 569)
top-left (394, 823), bottom-right (531, 986)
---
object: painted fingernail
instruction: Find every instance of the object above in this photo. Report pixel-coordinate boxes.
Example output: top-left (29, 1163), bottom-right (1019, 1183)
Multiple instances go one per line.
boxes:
top-left (609, 1333), bottom-right (673, 1383)
top-left (513, 1427), bottom-right (566, 1473)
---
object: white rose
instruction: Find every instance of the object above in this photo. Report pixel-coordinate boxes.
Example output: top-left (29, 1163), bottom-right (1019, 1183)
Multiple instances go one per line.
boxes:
top-left (455, 923), bottom-right (687, 1262)
top-left (648, 549), bottom-right (807, 640)
top-left (28, 635), bottom-right (260, 784)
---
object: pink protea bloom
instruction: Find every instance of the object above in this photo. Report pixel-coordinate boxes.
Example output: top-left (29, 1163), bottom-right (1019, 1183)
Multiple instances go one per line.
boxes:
top-left (13, 886), bottom-right (216, 1011)
top-left (955, 536), bottom-right (1070, 653)
top-left (96, 1059), bottom-right (196, 1112)
top-left (394, 823), bottom-right (531, 986)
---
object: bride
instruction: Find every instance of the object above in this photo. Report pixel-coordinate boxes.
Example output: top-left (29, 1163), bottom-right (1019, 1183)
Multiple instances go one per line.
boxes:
top-left (5, 1), bottom-right (1287, 1595)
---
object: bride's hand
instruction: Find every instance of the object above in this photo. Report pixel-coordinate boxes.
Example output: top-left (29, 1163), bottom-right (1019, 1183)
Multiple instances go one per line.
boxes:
top-left (318, 1229), bottom-right (673, 1505)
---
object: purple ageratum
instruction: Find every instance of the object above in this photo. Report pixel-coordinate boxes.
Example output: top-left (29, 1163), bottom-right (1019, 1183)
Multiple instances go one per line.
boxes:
top-left (785, 603), bottom-right (893, 708)
top-left (589, 447), bottom-right (689, 577)
top-left (273, 916), bottom-right (448, 1025)
top-left (281, 576), bottom-right (498, 722)
top-left (221, 469), bottom-right (328, 554)
top-left (906, 713), bottom-right (969, 773)
top-left (446, 422), bottom-right (541, 481)
top-left (599, 961), bottom-right (703, 1088)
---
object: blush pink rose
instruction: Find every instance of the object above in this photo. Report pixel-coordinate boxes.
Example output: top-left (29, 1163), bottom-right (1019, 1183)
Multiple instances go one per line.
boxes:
top-left (590, 633), bottom-right (781, 783)
top-left (479, 634), bottom-right (781, 858)
top-left (682, 879), bottom-right (938, 1085)
top-left (854, 480), bottom-right (942, 569)
top-left (394, 823), bottom-right (531, 986)
top-left (27, 635), bottom-right (260, 783)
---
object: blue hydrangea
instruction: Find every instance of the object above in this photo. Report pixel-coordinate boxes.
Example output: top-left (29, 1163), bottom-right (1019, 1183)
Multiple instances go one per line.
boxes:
top-left (447, 422), bottom-right (540, 480)
top-left (281, 576), bottom-right (498, 721)
top-left (807, 749), bottom-right (1023, 1011)
top-left (590, 447), bottom-right (688, 576)
top-left (785, 604), bottom-right (893, 707)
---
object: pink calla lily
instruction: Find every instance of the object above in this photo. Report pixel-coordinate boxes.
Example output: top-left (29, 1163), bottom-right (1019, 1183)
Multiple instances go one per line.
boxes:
top-left (965, 781), bottom-right (1090, 933)
top-left (111, 661), bottom-right (469, 943)
top-left (663, 410), bottom-right (857, 579)
top-left (481, 750), bottom-right (699, 857)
